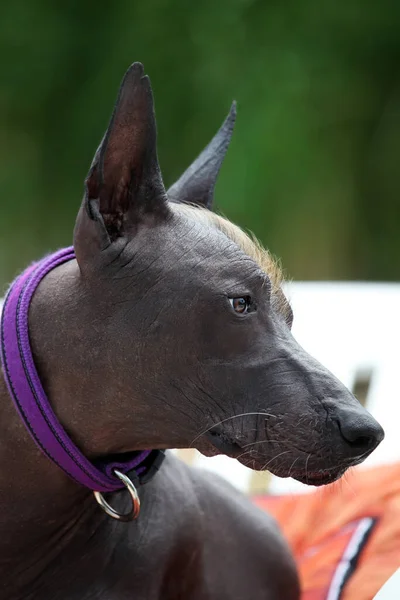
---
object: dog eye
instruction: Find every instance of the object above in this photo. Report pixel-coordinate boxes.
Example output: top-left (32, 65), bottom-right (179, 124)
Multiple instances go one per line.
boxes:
top-left (229, 296), bottom-right (252, 314)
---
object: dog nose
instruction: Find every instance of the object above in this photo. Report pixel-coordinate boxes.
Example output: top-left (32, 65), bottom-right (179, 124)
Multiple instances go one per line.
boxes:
top-left (335, 407), bottom-right (385, 456)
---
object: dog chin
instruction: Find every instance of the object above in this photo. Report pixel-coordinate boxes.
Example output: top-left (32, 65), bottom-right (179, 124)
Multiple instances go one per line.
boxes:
top-left (196, 446), bottom-right (347, 487)
top-left (289, 468), bottom-right (346, 486)
top-left (236, 454), bottom-right (347, 487)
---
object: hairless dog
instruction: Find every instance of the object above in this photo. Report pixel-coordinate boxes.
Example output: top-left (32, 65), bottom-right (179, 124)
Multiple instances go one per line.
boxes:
top-left (0, 63), bottom-right (384, 600)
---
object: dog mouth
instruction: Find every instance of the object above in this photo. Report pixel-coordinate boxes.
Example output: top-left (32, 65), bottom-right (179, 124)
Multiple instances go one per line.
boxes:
top-left (201, 430), bottom-right (346, 487)
top-left (287, 468), bottom-right (345, 486)
top-left (203, 430), bottom-right (244, 458)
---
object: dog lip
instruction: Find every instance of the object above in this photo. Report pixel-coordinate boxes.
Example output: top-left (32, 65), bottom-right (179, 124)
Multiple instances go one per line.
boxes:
top-left (204, 430), bottom-right (244, 458)
top-left (289, 469), bottom-right (345, 486)
top-left (201, 434), bottom-right (347, 486)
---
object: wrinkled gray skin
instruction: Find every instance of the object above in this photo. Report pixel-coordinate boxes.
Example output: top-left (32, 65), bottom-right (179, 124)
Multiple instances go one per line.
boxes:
top-left (0, 63), bottom-right (384, 600)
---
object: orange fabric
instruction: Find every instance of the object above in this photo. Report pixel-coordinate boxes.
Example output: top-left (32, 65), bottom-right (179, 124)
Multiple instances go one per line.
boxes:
top-left (254, 463), bottom-right (400, 600)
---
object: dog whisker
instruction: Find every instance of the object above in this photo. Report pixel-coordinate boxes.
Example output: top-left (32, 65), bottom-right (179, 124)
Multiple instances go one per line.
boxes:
top-left (189, 412), bottom-right (277, 447)
top-left (241, 439), bottom-right (281, 449)
top-left (288, 456), bottom-right (300, 478)
top-left (305, 453), bottom-right (311, 485)
top-left (259, 450), bottom-right (292, 471)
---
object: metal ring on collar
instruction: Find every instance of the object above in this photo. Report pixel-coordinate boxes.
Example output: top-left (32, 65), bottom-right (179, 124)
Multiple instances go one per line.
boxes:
top-left (93, 469), bottom-right (141, 522)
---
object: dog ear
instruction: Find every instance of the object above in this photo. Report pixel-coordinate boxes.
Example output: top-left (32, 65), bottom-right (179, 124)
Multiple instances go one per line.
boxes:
top-left (82, 62), bottom-right (168, 244)
top-left (168, 102), bottom-right (236, 210)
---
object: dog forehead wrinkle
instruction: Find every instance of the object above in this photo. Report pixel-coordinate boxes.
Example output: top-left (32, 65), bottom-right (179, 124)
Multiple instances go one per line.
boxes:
top-left (174, 204), bottom-right (282, 280)
top-left (172, 203), bottom-right (292, 319)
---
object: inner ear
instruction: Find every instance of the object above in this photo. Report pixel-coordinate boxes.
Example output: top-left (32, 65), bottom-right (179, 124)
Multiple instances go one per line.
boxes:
top-left (83, 62), bottom-right (168, 241)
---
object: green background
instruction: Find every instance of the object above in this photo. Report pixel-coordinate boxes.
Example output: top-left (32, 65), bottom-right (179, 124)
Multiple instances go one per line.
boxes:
top-left (1, 0), bottom-right (400, 286)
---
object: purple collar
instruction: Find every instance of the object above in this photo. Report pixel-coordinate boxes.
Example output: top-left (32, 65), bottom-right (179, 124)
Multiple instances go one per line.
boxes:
top-left (0, 247), bottom-right (164, 493)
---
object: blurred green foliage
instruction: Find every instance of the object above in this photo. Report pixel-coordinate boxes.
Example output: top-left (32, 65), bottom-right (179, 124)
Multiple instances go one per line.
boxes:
top-left (1, 0), bottom-right (400, 285)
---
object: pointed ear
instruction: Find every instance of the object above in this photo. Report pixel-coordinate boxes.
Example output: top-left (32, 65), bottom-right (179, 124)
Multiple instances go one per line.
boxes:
top-left (79, 62), bottom-right (168, 248)
top-left (167, 102), bottom-right (236, 210)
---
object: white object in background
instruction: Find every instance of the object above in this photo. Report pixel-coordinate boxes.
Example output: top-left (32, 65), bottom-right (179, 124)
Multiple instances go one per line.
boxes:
top-left (374, 568), bottom-right (400, 599)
